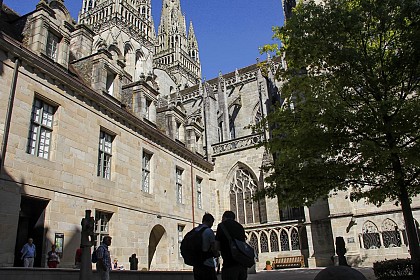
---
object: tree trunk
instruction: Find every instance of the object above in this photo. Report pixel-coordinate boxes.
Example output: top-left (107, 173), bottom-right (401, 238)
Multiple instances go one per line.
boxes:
top-left (399, 184), bottom-right (420, 278)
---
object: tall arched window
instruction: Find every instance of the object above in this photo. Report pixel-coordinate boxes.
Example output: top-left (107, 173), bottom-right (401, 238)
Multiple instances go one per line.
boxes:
top-left (381, 219), bottom-right (401, 248)
top-left (362, 221), bottom-right (381, 249)
top-left (291, 228), bottom-right (300, 250)
top-left (249, 232), bottom-right (259, 254)
top-left (270, 231), bottom-right (279, 252)
top-left (260, 232), bottom-right (269, 253)
top-left (229, 167), bottom-right (260, 225)
top-left (280, 229), bottom-right (290, 251)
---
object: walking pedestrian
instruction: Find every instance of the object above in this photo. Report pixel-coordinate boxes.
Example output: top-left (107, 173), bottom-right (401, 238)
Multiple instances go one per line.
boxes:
top-left (96, 236), bottom-right (112, 280)
top-left (20, 238), bottom-right (36, 268)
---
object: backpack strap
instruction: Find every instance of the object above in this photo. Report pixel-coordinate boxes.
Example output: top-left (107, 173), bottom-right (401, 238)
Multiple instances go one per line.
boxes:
top-left (219, 223), bottom-right (233, 243)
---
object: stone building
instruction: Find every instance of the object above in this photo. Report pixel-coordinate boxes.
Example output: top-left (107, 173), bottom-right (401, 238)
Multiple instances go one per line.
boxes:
top-left (0, 0), bottom-right (417, 271)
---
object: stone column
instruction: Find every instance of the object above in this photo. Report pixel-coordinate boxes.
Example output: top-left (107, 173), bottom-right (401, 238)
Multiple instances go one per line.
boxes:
top-left (80, 210), bottom-right (95, 280)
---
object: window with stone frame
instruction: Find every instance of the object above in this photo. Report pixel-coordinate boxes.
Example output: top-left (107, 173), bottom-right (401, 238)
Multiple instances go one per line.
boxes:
top-left (46, 32), bottom-right (59, 61)
top-left (381, 219), bottom-right (402, 248)
top-left (27, 98), bottom-right (56, 159)
top-left (280, 229), bottom-right (290, 251)
top-left (94, 211), bottom-right (112, 247)
top-left (254, 104), bottom-right (262, 125)
top-left (270, 231), bottom-right (279, 252)
top-left (145, 98), bottom-right (152, 119)
top-left (260, 232), bottom-right (269, 253)
top-left (106, 71), bottom-right (116, 96)
top-left (178, 224), bottom-right (185, 257)
top-left (176, 167), bottom-right (183, 204)
top-left (229, 167), bottom-right (263, 225)
top-left (291, 228), bottom-right (300, 250)
top-left (249, 232), bottom-right (259, 254)
top-left (196, 177), bottom-right (202, 209)
top-left (362, 221), bottom-right (381, 249)
top-left (142, 151), bottom-right (152, 193)
top-left (97, 130), bottom-right (113, 179)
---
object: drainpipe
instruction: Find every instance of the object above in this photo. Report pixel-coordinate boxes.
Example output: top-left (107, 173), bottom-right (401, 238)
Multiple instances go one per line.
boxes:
top-left (1, 57), bottom-right (20, 174)
top-left (191, 160), bottom-right (195, 226)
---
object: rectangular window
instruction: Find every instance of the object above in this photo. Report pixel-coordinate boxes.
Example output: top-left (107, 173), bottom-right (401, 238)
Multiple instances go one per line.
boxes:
top-left (46, 32), bottom-right (59, 61)
top-left (98, 131), bottom-right (113, 179)
top-left (145, 98), bottom-right (152, 119)
top-left (27, 98), bottom-right (55, 159)
top-left (175, 122), bottom-right (181, 140)
top-left (106, 72), bottom-right (116, 96)
top-left (196, 177), bottom-right (202, 209)
top-left (94, 211), bottom-right (112, 247)
top-left (176, 168), bottom-right (183, 204)
top-left (142, 151), bottom-right (152, 193)
top-left (178, 225), bottom-right (185, 257)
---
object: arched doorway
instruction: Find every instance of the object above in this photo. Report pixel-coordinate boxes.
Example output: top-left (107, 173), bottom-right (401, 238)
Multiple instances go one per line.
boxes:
top-left (148, 224), bottom-right (168, 270)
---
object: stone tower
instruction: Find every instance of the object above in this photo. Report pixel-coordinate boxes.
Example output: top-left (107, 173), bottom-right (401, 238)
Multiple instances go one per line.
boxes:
top-left (154, 0), bottom-right (201, 89)
top-left (77, 0), bottom-right (156, 80)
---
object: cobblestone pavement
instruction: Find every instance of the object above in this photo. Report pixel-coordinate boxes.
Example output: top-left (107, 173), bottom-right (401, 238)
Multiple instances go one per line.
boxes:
top-left (244, 267), bottom-right (376, 280)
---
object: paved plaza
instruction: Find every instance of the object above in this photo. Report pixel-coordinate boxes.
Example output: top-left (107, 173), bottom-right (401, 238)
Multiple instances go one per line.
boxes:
top-left (246, 268), bottom-right (376, 280)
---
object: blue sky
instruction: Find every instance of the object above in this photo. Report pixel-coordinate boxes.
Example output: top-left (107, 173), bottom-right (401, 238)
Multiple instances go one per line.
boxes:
top-left (3, 0), bottom-right (284, 80)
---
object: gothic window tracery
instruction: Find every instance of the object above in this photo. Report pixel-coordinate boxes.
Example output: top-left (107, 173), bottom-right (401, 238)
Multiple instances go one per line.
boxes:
top-left (260, 232), bottom-right (269, 253)
top-left (229, 167), bottom-right (260, 225)
top-left (249, 232), bottom-right (259, 254)
top-left (270, 231), bottom-right (279, 252)
top-left (381, 219), bottom-right (401, 248)
top-left (291, 228), bottom-right (300, 250)
top-left (280, 229), bottom-right (290, 251)
top-left (362, 221), bottom-right (381, 249)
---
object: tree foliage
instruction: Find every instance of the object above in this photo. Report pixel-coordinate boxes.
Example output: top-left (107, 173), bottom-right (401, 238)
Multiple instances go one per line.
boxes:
top-left (259, 0), bottom-right (420, 208)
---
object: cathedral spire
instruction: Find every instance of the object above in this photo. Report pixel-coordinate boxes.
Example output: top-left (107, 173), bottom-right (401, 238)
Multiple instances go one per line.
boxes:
top-left (154, 0), bottom-right (201, 88)
top-left (188, 21), bottom-right (199, 63)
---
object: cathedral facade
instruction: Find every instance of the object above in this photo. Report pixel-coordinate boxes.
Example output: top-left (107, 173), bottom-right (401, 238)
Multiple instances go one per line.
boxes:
top-left (0, 0), bottom-right (417, 271)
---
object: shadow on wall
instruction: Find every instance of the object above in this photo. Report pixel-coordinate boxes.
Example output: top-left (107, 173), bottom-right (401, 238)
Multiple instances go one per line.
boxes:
top-left (0, 160), bottom-right (82, 268)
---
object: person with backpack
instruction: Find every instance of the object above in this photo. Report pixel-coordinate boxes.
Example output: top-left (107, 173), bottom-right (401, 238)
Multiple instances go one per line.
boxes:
top-left (96, 236), bottom-right (112, 280)
top-left (215, 211), bottom-right (248, 280)
top-left (181, 213), bottom-right (219, 280)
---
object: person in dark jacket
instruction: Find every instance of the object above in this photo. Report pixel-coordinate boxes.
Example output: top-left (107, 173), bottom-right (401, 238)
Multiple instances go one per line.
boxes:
top-left (215, 211), bottom-right (247, 280)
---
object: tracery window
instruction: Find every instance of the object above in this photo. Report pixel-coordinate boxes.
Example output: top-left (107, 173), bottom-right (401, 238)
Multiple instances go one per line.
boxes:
top-left (255, 104), bottom-right (262, 124)
top-left (280, 229), bottom-right (290, 251)
top-left (260, 232), bottom-right (269, 253)
top-left (381, 219), bottom-right (401, 248)
top-left (270, 231), bottom-right (279, 252)
top-left (229, 167), bottom-right (260, 225)
top-left (249, 232), bottom-right (259, 254)
top-left (291, 228), bottom-right (300, 250)
top-left (362, 221), bottom-right (381, 249)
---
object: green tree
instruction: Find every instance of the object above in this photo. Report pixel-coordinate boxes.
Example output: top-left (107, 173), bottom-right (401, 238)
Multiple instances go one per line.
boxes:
top-left (260, 0), bottom-right (420, 275)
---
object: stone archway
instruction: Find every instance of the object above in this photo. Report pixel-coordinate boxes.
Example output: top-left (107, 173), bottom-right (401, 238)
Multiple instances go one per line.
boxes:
top-left (148, 224), bottom-right (168, 270)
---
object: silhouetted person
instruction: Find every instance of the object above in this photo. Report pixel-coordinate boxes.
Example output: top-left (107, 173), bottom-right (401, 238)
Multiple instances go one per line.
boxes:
top-left (336, 237), bottom-right (349, 266)
top-left (129, 254), bottom-right (138, 270)
top-left (216, 211), bottom-right (247, 280)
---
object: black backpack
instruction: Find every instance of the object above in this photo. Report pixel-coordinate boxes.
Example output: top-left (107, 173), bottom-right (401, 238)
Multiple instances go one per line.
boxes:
top-left (180, 226), bottom-right (208, 266)
top-left (91, 246), bottom-right (101, 263)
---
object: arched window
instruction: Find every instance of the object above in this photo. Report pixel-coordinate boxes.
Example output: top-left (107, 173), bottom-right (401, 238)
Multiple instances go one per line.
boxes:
top-left (280, 229), bottom-right (290, 251)
top-left (229, 167), bottom-right (260, 225)
top-left (260, 232), bottom-right (269, 253)
top-left (270, 231), bottom-right (279, 252)
top-left (381, 219), bottom-right (401, 248)
top-left (249, 232), bottom-right (259, 254)
top-left (291, 228), bottom-right (300, 250)
top-left (254, 104), bottom-right (262, 124)
top-left (362, 221), bottom-right (381, 249)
